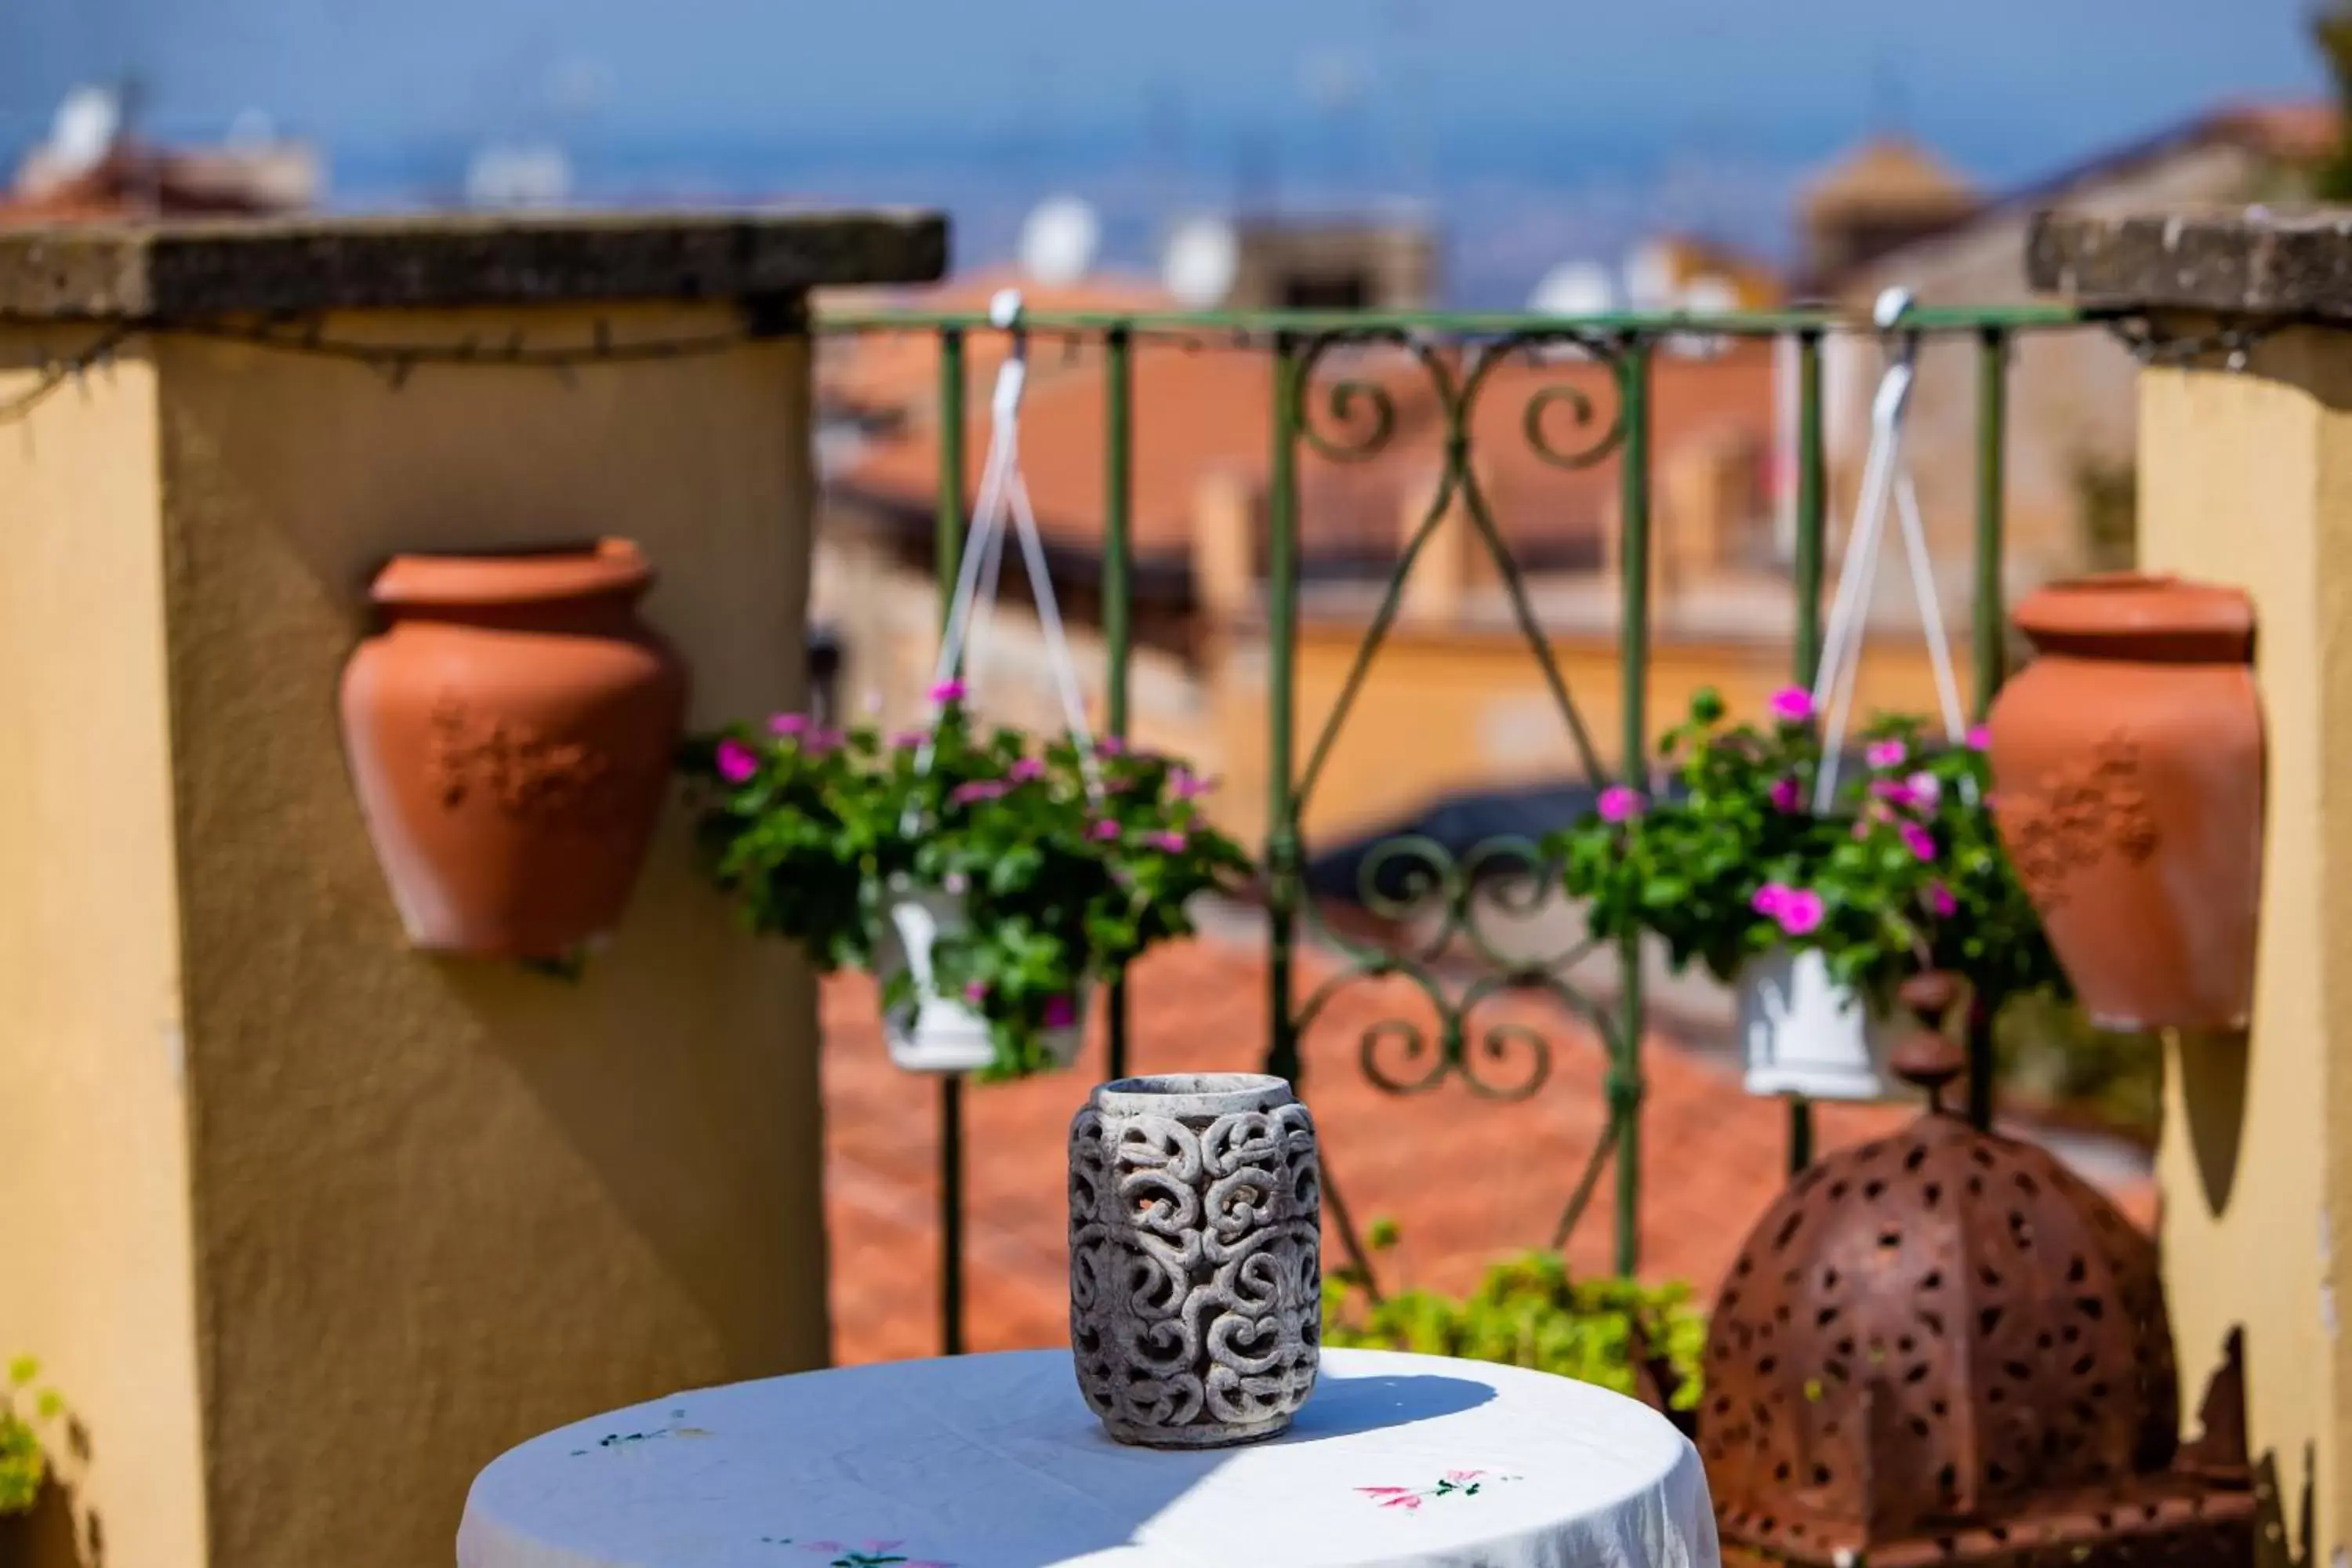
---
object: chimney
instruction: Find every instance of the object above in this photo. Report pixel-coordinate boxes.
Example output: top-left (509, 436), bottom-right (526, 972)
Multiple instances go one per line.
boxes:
top-left (1191, 467), bottom-right (1259, 622)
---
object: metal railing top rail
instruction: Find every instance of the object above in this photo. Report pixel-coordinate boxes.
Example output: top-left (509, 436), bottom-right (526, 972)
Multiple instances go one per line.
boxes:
top-left (814, 303), bottom-right (2092, 337)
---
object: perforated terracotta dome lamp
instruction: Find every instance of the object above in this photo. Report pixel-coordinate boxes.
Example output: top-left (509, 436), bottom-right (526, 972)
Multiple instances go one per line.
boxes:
top-left (1700, 969), bottom-right (2256, 1566)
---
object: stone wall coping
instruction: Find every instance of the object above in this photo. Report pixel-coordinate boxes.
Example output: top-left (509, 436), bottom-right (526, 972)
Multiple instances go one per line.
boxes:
top-left (0, 209), bottom-right (946, 321)
top-left (2028, 206), bottom-right (2352, 322)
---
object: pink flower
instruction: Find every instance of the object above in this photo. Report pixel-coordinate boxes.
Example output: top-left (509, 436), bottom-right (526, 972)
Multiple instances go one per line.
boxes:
top-left (768, 712), bottom-right (810, 736)
top-left (1900, 821), bottom-right (1938, 862)
top-left (1966, 724), bottom-right (1991, 752)
top-left (1928, 880), bottom-right (1958, 918)
top-left (950, 780), bottom-right (1009, 806)
top-left (1769, 775), bottom-right (1803, 814)
top-left (1150, 830), bottom-right (1188, 852)
top-left (963, 981), bottom-right (986, 1004)
top-left (1446, 1469), bottom-right (1485, 1483)
top-left (715, 739), bottom-right (759, 783)
top-left (1357, 1486), bottom-right (1412, 1497)
top-left (1172, 769), bottom-right (1216, 800)
top-left (928, 679), bottom-right (967, 704)
top-left (1754, 882), bottom-right (1824, 935)
top-left (1044, 995), bottom-right (1077, 1029)
top-left (1870, 778), bottom-right (1921, 810)
top-left (1090, 819), bottom-right (1122, 842)
top-left (804, 728), bottom-right (844, 754)
top-left (1009, 757), bottom-right (1045, 782)
top-left (1596, 785), bottom-right (1646, 824)
top-left (1775, 887), bottom-right (1826, 937)
top-left (1094, 735), bottom-right (1127, 756)
top-left (1908, 771), bottom-right (1942, 808)
top-left (1866, 739), bottom-right (1908, 770)
top-left (891, 729), bottom-right (928, 750)
top-left (1385, 1495), bottom-right (1424, 1512)
top-left (1769, 687), bottom-right (1815, 724)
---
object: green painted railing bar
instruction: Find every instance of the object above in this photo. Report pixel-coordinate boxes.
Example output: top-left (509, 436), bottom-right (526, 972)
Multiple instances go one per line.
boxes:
top-left (934, 328), bottom-right (969, 1357)
top-left (1968, 327), bottom-right (2011, 1134)
top-left (1103, 327), bottom-right (1135, 1080)
top-left (1788, 328), bottom-right (1828, 1176)
top-left (1614, 339), bottom-right (1652, 1279)
top-left (1264, 333), bottom-right (1303, 1089)
top-left (1973, 328), bottom-right (2010, 718)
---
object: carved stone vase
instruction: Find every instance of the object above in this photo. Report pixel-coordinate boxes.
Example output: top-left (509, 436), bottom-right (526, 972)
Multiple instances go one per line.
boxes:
top-left (339, 539), bottom-right (688, 960)
top-left (1986, 573), bottom-right (2263, 1030)
top-left (1068, 1074), bottom-right (1320, 1447)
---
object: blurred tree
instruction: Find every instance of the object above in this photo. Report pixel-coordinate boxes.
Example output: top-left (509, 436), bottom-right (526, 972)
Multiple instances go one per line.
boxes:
top-left (2314, 2), bottom-right (2352, 199)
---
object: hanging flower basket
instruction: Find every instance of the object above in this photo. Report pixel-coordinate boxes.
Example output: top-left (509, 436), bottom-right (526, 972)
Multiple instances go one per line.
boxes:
top-left (1549, 687), bottom-right (2068, 1103)
top-left (683, 287), bottom-right (1249, 1077)
top-left (678, 687), bottom-right (1250, 1080)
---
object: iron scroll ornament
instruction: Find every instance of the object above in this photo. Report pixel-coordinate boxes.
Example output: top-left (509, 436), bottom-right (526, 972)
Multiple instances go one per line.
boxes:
top-left (1270, 327), bottom-right (1645, 1286)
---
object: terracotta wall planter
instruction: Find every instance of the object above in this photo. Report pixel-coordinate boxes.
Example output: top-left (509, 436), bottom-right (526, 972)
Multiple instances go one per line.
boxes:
top-left (1986, 573), bottom-right (2262, 1030)
top-left (340, 539), bottom-right (688, 960)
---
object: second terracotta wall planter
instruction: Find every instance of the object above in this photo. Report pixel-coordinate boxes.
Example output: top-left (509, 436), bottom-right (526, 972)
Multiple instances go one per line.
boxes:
top-left (1986, 574), bottom-right (2262, 1030)
top-left (340, 539), bottom-right (688, 960)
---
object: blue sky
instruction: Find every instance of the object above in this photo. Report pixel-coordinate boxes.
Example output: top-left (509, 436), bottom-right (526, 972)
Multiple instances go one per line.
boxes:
top-left (2, 0), bottom-right (2329, 178)
top-left (1, 0), bottom-right (2333, 302)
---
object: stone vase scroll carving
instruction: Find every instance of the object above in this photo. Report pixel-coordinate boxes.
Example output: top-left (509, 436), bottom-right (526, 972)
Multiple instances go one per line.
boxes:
top-left (1067, 1074), bottom-right (1320, 1447)
top-left (1987, 573), bottom-right (2263, 1030)
top-left (339, 539), bottom-right (687, 960)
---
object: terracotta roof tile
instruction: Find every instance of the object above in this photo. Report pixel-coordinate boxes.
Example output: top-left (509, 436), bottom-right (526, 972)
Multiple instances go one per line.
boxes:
top-left (2208, 100), bottom-right (2343, 163)
top-left (0, 143), bottom-right (303, 224)
top-left (1802, 136), bottom-right (1980, 216)
top-left (822, 935), bottom-right (2154, 1364)
top-left (815, 269), bottom-right (1174, 420)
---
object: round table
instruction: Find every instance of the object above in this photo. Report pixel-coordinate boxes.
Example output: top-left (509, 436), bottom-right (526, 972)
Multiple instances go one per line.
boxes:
top-left (459, 1347), bottom-right (1720, 1568)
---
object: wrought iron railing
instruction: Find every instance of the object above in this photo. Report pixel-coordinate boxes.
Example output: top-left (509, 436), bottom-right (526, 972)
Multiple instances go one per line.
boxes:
top-left (816, 301), bottom-right (2094, 1355)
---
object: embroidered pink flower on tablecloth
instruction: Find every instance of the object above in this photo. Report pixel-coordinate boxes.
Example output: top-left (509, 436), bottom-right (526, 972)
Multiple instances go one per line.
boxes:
top-left (1357, 1471), bottom-right (1521, 1512)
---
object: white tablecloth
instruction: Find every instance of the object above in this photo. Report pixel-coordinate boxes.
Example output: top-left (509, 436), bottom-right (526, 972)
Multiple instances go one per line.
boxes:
top-left (459, 1348), bottom-right (1720, 1568)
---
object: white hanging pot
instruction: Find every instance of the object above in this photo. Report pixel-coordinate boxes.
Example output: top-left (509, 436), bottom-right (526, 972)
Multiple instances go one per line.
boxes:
top-left (1737, 949), bottom-right (1900, 1102)
top-left (872, 880), bottom-right (1089, 1075)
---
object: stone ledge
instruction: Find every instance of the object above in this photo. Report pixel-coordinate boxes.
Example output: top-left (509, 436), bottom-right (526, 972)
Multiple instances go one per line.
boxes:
top-left (2028, 207), bottom-right (2352, 322)
top-left (0, 209), bottom-right (946, 320)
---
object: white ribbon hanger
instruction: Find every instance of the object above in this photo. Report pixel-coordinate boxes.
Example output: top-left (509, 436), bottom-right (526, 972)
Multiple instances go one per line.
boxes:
top-left (1809, 288), bottom-right (1973, 813)
top-left (910, 290), bottom-right (1100, 824)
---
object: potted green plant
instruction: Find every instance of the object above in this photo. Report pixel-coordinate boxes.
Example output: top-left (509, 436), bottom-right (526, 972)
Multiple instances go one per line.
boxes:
top-left (1548, 687), bottom-right (2065, 1099)
top-left (1322, 1225), bottom-right (1706, 1428)
top-left (681, 683), bottom-right (1253, 1079)
top-left (0, 1357), bottom-right (66, 1551)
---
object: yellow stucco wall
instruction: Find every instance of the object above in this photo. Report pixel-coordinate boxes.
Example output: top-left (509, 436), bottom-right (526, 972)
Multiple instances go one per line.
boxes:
top-left (0, 335), bottom-right (209, 1568)
top-left (1207, 623), bottom-right (1976, 848)
top-left (3, 305), bottom-right (830, 1567)
top-left (2137, 328), bottom-right (2352, 1565)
